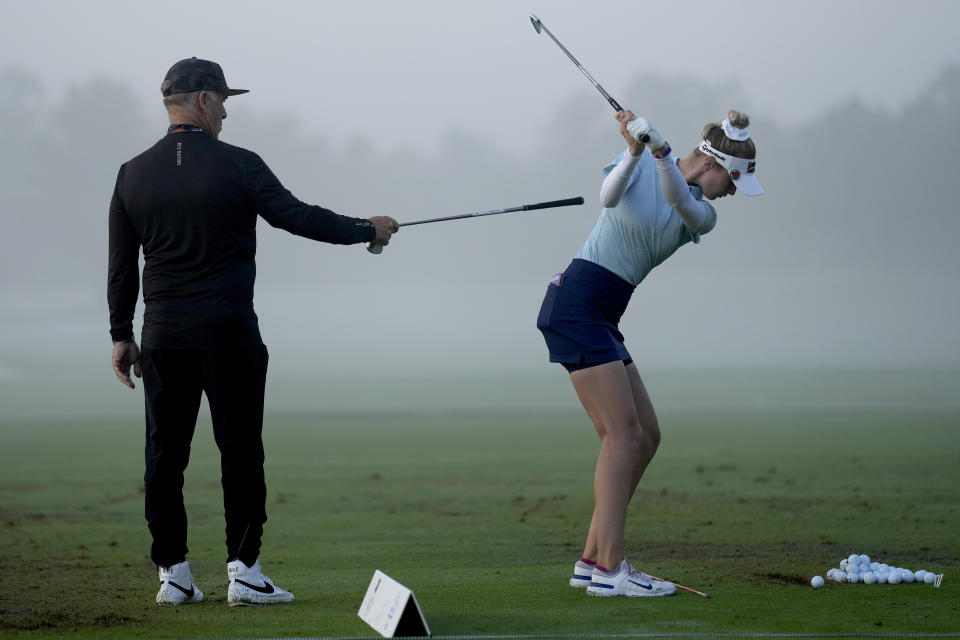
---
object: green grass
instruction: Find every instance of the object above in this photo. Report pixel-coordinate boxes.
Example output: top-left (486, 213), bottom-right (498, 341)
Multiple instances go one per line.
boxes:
top-left (1, 410), bottom-right (958, 638)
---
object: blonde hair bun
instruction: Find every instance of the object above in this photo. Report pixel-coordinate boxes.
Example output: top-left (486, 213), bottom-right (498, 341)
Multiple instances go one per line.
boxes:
top-left (727, 110), bottom-right (750, 129)
top-left (699, 110), bottom-right (757, 160)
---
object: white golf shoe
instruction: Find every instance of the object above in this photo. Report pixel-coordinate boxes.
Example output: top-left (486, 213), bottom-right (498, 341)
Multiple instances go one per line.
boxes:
top-left (586, 558), bottom-right (676, 597)
top-left (570, 559), bottom-right (595, 589)
top-left (156, 561), bottom-right (204, 605)
top-left (227, 559), bottom-right (294, 606)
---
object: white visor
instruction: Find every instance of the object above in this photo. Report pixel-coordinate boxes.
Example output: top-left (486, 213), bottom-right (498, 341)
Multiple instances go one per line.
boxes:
top-left (698, 139), bottom-right (763, 196)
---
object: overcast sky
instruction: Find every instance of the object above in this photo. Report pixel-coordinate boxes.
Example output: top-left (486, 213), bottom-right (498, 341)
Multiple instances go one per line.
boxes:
top-left (4, 0), bottom-right (960, 153)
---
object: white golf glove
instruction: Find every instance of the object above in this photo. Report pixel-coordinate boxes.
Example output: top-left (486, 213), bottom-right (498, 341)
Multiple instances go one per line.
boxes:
top-left (626, 117), bottom-right (665, 149)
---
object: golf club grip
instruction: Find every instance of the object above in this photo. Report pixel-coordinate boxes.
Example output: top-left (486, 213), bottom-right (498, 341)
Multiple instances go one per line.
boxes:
top-left (523, 196), bottom-right (585, 211)
top-left (609, 100), bottom-right (650, 142)
top-left (367, 242), bottom-right (384, 254)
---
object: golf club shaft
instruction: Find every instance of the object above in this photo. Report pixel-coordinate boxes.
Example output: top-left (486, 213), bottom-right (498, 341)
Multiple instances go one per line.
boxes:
top-left (536, 22), bottom-right (622, 112)
top-left (367, 196), bottom-right (584, 254)
top-left (400, 197), bottom-right (584, 227)
top-left (529, 14), bottom-right (648, 142)
top-left (649, 575), bottom-right (711, 598)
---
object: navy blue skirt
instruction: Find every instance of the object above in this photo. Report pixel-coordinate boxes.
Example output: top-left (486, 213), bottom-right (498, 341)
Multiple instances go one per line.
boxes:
top-left (536, 259), bottom-right (636, 373)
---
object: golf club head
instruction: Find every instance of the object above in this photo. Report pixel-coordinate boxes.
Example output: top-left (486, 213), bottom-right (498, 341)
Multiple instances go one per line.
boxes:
top-left (529, 13), bottom-right (542, 34)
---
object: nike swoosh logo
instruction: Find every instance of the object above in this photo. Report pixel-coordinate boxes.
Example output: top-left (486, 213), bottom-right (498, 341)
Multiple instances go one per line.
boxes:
top-left (235, 578), bottom-right (275, 594)
top-left (168, 581), bottom-right (195, 597)
top-left (628, 579), bottom-right (653, 590)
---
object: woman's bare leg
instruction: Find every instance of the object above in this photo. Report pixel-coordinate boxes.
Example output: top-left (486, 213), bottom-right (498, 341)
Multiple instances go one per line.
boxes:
top-left (576, 361), bottom-right (660, 566)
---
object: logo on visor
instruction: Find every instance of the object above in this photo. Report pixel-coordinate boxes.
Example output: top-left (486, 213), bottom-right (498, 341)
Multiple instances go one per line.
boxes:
top-left (747, 161), bottom-right (756, 174)
top-left (730, 169), bottom-right (741, 180)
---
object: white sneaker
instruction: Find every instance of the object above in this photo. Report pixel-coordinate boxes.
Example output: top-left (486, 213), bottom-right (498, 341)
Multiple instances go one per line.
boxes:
top-left (586, 558), bottom-right (676, 597)
top-left (227, 559), bottom-right (294, 606)
top-left (156, 561), bottom-right (204, 605)
top-left (570, 560), bottom-right (595, 589)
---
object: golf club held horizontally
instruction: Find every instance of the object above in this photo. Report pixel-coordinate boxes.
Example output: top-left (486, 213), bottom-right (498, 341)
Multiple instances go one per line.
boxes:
top-left (367, 196), bottom-right (584, 254)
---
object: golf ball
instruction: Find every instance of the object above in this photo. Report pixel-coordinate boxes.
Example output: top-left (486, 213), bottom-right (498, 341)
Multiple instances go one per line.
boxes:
top-left (811, 575), bottom-right (824, 589)
top-left (888, 571), bottom-right (902, 584)
top-left (848, 554), bottom-right (859, 566)
top-left (859, 554), bottom-right (870, 564)
top-left (901, 570), bottom-right (914, 583)
top-left (847, 572), bottom-right (860, 584)
top-left (914, 570), bottom-right (927, 582)
top-left (924, 572), bottom-right (936, 584)
top-left (863, 572), bottom-right (876, 584)
top-left (876, 572), bottom-right (888, 584)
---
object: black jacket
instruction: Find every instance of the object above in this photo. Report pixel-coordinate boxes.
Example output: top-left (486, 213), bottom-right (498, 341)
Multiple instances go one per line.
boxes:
top-left (108, 130), bottom-right (375, 349)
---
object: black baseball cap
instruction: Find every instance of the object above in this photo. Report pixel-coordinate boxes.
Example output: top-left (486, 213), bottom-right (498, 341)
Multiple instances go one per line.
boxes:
top-left (160, 57), bottom-right (249, 97)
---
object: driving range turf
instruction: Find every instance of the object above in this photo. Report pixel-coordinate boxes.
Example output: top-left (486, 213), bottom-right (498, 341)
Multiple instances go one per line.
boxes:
top-left (1, 409), bottom-right (957, 638)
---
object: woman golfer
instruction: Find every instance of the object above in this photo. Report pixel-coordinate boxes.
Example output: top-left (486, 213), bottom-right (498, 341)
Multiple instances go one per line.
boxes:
top-left (536, 109), bottom-right (762, 597)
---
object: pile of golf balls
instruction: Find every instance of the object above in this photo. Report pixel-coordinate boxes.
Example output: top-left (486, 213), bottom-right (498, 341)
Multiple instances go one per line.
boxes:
top-left (814, 554), bottom-right (943, 588)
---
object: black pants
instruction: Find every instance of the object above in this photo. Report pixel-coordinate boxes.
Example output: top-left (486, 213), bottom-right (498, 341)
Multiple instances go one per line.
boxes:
top-left (141, 345), bottom-right (269, 567)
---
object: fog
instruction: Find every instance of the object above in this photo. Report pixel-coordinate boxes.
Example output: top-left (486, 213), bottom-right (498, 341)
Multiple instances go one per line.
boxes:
top-left (1, 1), bottom-right (959, 418)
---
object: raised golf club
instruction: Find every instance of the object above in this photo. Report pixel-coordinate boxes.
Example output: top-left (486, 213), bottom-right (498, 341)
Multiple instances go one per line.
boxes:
top-left (367, 196), bottom-right (584, 254)
top-left (529, 13), bottom-right (648, 142)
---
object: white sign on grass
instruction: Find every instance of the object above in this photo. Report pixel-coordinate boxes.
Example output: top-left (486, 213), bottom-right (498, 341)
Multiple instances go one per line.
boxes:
top-left (358, 570), bottom-right (431, 637)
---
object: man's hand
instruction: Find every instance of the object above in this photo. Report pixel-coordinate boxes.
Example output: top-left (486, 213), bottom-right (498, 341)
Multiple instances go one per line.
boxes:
top-left (112, 340), bottom-right (142, 389)
top-left (369, 216), bottom-right (400, 246)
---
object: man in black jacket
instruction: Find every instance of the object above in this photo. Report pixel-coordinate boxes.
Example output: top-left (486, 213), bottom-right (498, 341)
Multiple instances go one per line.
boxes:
top-left (108, 57), bottom-right (398, 606)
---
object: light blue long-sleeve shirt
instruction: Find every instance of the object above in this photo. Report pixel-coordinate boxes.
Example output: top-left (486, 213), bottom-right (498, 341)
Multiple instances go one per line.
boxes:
top-left (575, 150), bottom-right (716, 286)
